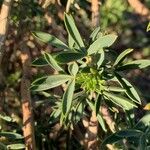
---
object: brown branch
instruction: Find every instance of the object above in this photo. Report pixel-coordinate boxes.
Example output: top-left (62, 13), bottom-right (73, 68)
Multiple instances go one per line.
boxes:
top-left (91, 0), bottom-right (100, 28)
top-left (128, 0), bottom-right (150, 19)
top-left (0, 0), bottom-right (12, 61)
top-left (0, 0), bottom-right (13, 111)
top-left (20, 42), bottom-right (36, 150)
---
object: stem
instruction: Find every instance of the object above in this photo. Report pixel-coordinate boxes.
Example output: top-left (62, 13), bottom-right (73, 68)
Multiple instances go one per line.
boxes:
top-left (0, 0), bottom-right (13, 112)
top-left (20, 42), bottom-right (36, 150)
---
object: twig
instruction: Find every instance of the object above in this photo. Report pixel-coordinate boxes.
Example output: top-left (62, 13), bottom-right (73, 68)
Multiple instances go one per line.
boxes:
top-left (20, 42), bottom-right (36, 150)
top-left (128, 0), bottom-right (150, 19)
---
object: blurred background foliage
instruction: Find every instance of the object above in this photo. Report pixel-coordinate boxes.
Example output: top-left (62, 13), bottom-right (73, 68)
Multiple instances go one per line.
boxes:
top-left (0, 0), bottom-right (149, 149)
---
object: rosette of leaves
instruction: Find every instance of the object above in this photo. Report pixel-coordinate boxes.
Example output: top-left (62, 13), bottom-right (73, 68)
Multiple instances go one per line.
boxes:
top-left (31, 14), bottom-right (150, 130)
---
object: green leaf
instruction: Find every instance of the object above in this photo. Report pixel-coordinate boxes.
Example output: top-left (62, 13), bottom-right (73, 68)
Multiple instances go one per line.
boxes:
top-left (54, 51), bottom-right (85, 63)
top-left (97, 51), bottom-right (105, 68)
top-left (32, 31), bottom-right (69, 49)
top-left (62, 79), bottom-right (75, 115)
top-left (7, 144), bottom-right (25, 150)
top-left (74, 102), bottom-right (84, 122)
top-left (116, 129), bottom-right (142, 137)
top-left (86, 99), bottom-right (107, 132)
top-left (31, 75), bottom-right (72, 91)
top-left (64, 14), bottom-right (85, 49)
top-left (87, 34), bottom-right (117, 55)
top-left (97, 113), bottom-right (107, 132)
top-left (116, 59), bottom-right (150, 71)
top-left (104, 86), bottom-right (126, 92)
top-left (68, 62), bottom-right (79, 76)
top-left (147, 22), bottom-right (150, 32)
top-left (139, 134), bottom-right (146, 150)
top-left (104, 91), bottom-right (137, 110)
top-left (0, 142), bottom-right (7, 150)
top-left (101, 133), bottom-right (123, 148)
top-left (101, 129), bottom-right (142, 148)
top-left (0, 114), bottom-right (12, 122)
top-left (95, 94), bottom-right (101, 115)
top-left (135, 113), bottom-right (150, 129)
top-left (0, 132), bottom-right (23, 139)
top-left (43, 52), bottom-right (64, 72)
top-left (32, 57), bottom-right (48, 67)
top-left (90, 27), bottom-right (101, 41)
top-left (115, 73), bottom-right (141, 104)
top-left (86, 99), bottom-right (95, 110)
top-left (68, 33), bottom-right (75, 49)
top-left (113, 49), bottom-right (133, 67)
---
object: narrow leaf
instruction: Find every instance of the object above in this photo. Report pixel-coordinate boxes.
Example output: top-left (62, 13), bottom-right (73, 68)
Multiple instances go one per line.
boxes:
top-left (0, 132), bottom-right (23, 139)
top-left (97, 51), bottom-right (105, 68)
top-left (97, 114), bottom-right (107, 132)
top-left (116, 129), bottom-right (142, 137)
top-left (62, 79), bottom-right (75, 115)
top-left (7, 144), bottom-right (25, 150)
top-left (139, 134), bottom-right (146, 150)
top-left (68, 33), bottom-right (75, 49)
top-left (104, 86), bottom-right (126, 92)
top-left (74, 102), bottom-right (84, 122)
top-left (86, 99), bottom-right (107, 132)
top-left (87, 34), bottom-right (117, 55)
top-left (32, 31), bottom-right (69, 49)
top-left (31, 75), bottom-right (72, 91)
top-left (147, 22), bottom-right (150, 32)
top-left (43, 52), bottom-right (64, 72)
top-left (0, 142), bottom-right (7, 150)
top-left (135, 113), bottom-right (150, 129)
top-left (95, 94), bottom-right (101, 115)
top-left (117, 59), bottom-right (150, 71)
top-left (101, 133), bottom-right (123, 148)
top-left (104, 91), bottom-right (137, 110)
top-left (115, 73), bottom-right (141, 104)
top-left (90, 27), bottom-right (101, 41)
top-left (68, 62), bottom-right (79, 76)
top-left (32, 57), bottom-right (48, 67)
top-left (54, 51), bottom-right (84, 63)
top-left (0, 114), bottom-right (12, 122)
top-left (113, 49), bottom-right (133, 67)
top-left (64, 14), bottom-right (85, 49)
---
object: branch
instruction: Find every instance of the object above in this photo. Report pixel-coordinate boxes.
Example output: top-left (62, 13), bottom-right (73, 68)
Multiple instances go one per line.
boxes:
top-left (91, 0), bottom-right (100, 27)
top-left (128, 0), bottom-right (150, 19)
top-left (0, 0), bottom-right (13, 111)
top-left (20, 42), bottom-right (36, 150)
top-left (0, 0), bottom-right (12, 58)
